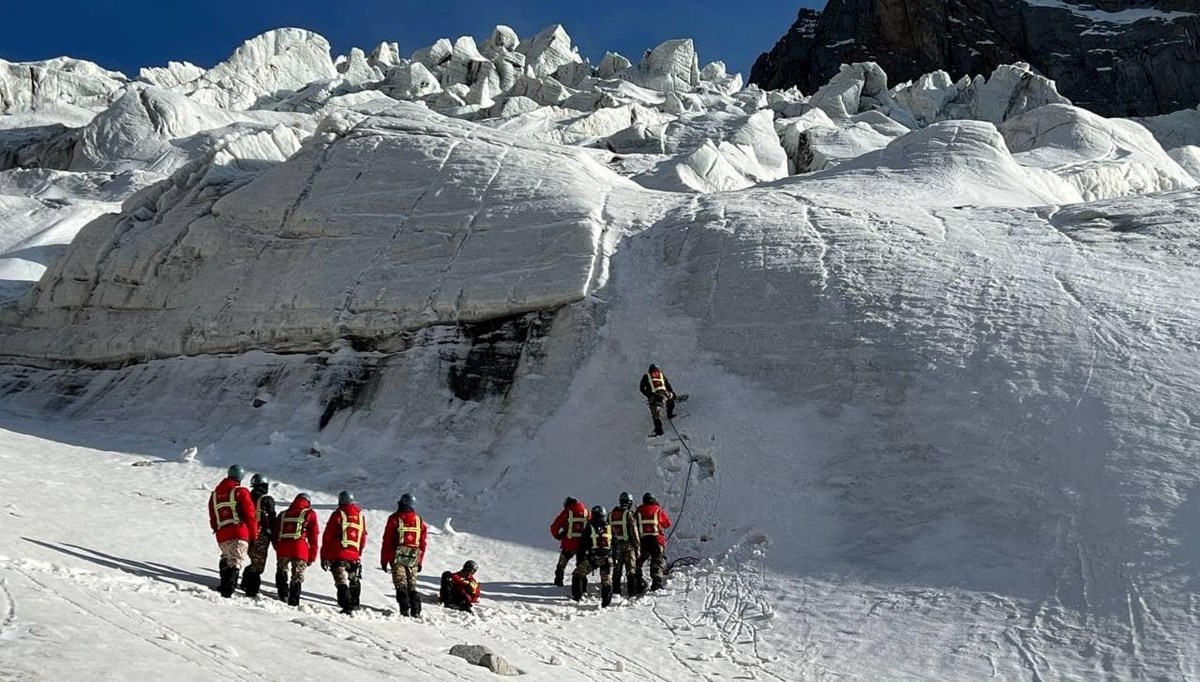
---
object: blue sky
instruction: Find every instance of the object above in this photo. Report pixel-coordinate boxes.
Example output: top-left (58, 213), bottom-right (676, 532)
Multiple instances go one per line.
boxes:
top-left (0, 0), bottom-right (822, 80)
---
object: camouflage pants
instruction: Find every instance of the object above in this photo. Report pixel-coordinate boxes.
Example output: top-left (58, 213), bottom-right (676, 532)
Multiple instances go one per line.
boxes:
top-left (246, 536), bottom-right (271, 574)
top-left (277, 557), bottom-right (308, 583)
top-left (218, 540), bottom-right (249, 570)
top-left (573, 551), bottom-right (612, 586)
top-left (637, 538), bottom-right (665, 581)
top-left (555, 549), bottom-right (577, 574)
top-left (331, 561), bottom-right (362, 587)
top-left (648, 391), bottom-right (676, 422)
top-left (391, 562), bottom-right (418, 591)
top-left (611, 542), bottom-right (638, 586)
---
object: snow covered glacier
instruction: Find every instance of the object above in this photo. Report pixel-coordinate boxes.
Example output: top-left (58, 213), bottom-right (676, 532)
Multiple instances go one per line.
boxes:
top-left (0, 25), bottom-right (1198, 682)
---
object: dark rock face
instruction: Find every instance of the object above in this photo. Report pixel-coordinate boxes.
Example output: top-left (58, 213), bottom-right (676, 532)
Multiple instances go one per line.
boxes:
top-left (751, 1), bottom-right (1200, 116)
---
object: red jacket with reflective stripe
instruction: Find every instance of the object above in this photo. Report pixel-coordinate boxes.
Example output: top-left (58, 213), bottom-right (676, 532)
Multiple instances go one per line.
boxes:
top-left (273, 497), bottom-right (320, 563)
top-left (321, 504), bottom-right (368, 562)
top-left (550, 501), bottom-right (589, 552)
top-left (635, 503), bottom-right (672, 548)
top-left (450, 571), bottom-right (481, 604)
top-left (208, 478), bottom-right (258, 543)
top-left (381, 509), bottom-right (428, 567)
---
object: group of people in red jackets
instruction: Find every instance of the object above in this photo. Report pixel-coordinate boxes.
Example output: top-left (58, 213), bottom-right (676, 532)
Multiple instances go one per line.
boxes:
top-left (550, 491), bottom-right (673, 607)
top-left (207, 465), bottom-right (480, 615)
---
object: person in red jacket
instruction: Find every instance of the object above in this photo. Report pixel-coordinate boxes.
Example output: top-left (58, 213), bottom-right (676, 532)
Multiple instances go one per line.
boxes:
top-left (439, 560), bottom-right (481, 612)
top-left (321, 490), bottom-right (368, 614)
top-left (207, 464), bottom-right (259, 598)
top-left (550, 496), bottom-right (589, 587)
top-left (635, 492), bottom-right (672, 592)
top-left (380, 493), bottom-right (427, 617)
top-left (273, 492), bottom-right (320, 606)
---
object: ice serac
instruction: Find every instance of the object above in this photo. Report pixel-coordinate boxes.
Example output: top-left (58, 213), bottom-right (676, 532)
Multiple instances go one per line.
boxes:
top-left (0, 58), bottom-right (127, 113)
top-left (182, 28), bottom-right (338, 110)
top-left (378, 62), bottom-right (442, 100)
top-left (138, 61), bottom-right (205, 90)
top-left (1000, 103), bottom-right (1196, 201)
top-left (618, 39), bottom-right (700, 93)
top-left (2, 103), bottom-right (643, 364)
top-left (67, 86), bottom-right (315, 175)
top-left (368, 42), bottom-right (402, 71)
top-left (777, 108), bottom-right (909, 173)
top-left (796, 119), bottom-right (1082, 206)
top-left (969, 63), bottom-right (1069, 124)
top-left (519, 25), bottom-right (582, 79)
top-left (750, 0), bottom-right (1200, 116)
top-left (627, 109), bottom-right (788, 193)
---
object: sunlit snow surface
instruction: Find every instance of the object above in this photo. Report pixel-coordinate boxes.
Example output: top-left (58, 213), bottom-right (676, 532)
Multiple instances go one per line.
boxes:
top-left (1, 24), bottom-right (1199, 682)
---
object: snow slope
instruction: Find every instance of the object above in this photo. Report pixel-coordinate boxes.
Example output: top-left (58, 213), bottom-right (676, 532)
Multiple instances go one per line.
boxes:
top-left (1, 23), bottom-right (1200, 682)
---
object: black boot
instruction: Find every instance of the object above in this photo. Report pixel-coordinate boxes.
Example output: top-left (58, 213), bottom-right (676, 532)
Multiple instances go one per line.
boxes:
top-left (650, 419), bottom-right (664, 437)
top-left (630, 573), bottom-right (645, 596)
top-left (613, 575), bottom-right (622, 595)
top-left (651, 576), bottom-right (663, 591)
top-left (409, 590), bottom-right (422, 617)
top-left (288, 581), bottom-right (302, 606)
top-left (275, 570), bottom-right (288, 602)
top-left (242, 568), bottom-right (261, 597)
top-left (396, 587), bottom-right (410, 616)
top-left (219, 564), bottom-right (236, 598)
top-left (553, 567), bottom-right (564, 587)
top-left (336, 584), bottom-right (352, 614)
top-left (571, 575), bottom-right (584, 602)
top-left (349, 582), bottom-right (361, 609)
top-left (601, 584), bottom-right (613, 607)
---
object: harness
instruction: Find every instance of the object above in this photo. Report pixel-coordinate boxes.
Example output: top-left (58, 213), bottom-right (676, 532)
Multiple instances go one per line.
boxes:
top-left (565, 510), bottom-right (587, 540)
top-left (399, 514), bottom-right (424, 548)
top-left (278, 508), bottom-right (308, 540)
top-left (339, 510), bottom-right (365, 550)
top-left (609, 508), bottom-right (632, 542)
top-left (638, 508), bottom-right (660, 537)
top-left (210, 488), bottom-right (241, 529)
top-left (589, 524), bottom-right (612, 550)
top-left (648, 369), bottom-right (667, 393)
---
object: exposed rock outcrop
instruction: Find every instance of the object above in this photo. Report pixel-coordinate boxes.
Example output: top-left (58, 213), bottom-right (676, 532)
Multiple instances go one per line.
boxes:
top-left (751, 1), bottom-right (1200, 116)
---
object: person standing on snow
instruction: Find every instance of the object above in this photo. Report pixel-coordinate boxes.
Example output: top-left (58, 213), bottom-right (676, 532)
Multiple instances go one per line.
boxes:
top-left (208, 464), bottom-right (259, 598)
top-left (635, 492), bottom-right (672, 592)
top-left (381, 493), bottom-right (427, 617)
top-left (273, 492), bottom-right (320, 606)
top-left (439, 560), bottom-right (481, 612)
top-left (240, 473), bottom-right (277, 598)
top-left (609, 492), bottom-right (640, 597)
top-left (639, 364), bottom-right (677, 437)
top-left (572, 505), bottom-right (615, 607)
top-left (321, 491), bottom-right (368, 614)
top-left (550, 496), bottom-right (589, 586)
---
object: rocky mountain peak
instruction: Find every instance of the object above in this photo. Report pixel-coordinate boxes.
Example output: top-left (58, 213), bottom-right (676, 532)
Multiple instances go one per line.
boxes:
top-left (750, 0), bottom-right (1200, 116)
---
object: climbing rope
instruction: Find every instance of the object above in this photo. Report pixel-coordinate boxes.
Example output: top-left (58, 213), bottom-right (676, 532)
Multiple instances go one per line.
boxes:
top-left (664, 410), bottom-right (700, 574)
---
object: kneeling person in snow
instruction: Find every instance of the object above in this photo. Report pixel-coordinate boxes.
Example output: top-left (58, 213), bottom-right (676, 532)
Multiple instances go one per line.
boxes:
top-left (273, 492), bottom-right (319, 606)
top-left (207, 465), bottom-right (259, 598)
top-left (381, 493), bottom-right (427, 617)
top-left (573, 505), bottom-right (615, 607)
top-left (640, 364), bottom-right (677, 437)
top-left (321, 491), bottom-right (368, 614)
top-left (440, 560), bottom-right (481, 611)
top-left (241, 473), bottom-right (277, 598)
